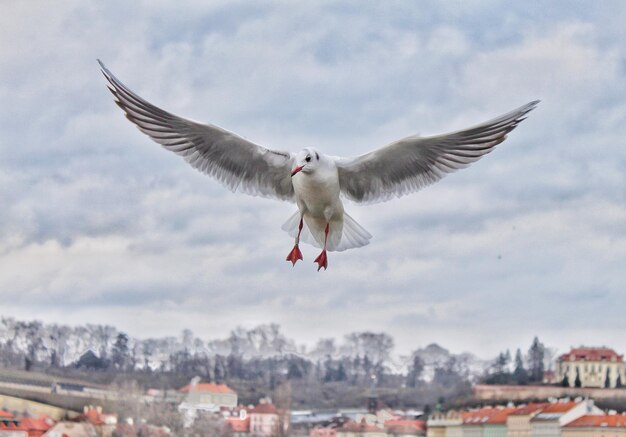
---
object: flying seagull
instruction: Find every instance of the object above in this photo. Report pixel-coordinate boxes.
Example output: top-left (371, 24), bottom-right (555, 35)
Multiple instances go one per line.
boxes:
top-left (98, 60), bottom-right (538, 271)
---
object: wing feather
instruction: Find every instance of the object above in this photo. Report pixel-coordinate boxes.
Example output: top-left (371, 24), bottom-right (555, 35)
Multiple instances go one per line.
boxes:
top-left (98, 60), bottom-right (295, 201)
top-left (336, 101), bottom-right (539, 203)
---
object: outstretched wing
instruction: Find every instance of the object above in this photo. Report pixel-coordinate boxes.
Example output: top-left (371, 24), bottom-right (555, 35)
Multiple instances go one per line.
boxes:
top-left (336, 101), bottom-right (539, 204)
top-left (99, 60), bottom-right (295, 201)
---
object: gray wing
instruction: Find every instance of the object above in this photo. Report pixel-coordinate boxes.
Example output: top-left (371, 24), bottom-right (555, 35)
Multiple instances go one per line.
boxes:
top-left (98, 60), bottom-right (295, 201)
top-left (336, 101), bottom-right (539, 204)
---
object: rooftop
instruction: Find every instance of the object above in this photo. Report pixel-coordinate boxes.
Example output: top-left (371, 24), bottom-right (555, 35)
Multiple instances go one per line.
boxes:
top-left (565, 414), bottom-right (626, 428)
top-left (179, 382), bottom-right (235, 394)
top-left (559, 347), bottom-right (624, 362)
top-left (249, 403), bottom-right (279, 415)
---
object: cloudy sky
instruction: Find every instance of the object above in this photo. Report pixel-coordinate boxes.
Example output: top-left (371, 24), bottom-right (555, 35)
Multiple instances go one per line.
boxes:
top-left (1, 1), bottom-right (625, 359)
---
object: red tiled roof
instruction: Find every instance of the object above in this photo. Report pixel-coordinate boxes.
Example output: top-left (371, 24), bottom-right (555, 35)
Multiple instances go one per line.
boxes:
top-left (179, 383), bottom-right (235, 394)
top-left (484, 408), bottom-right (518, 424)
top-left (540, 401), bottom-right (577, 413)
top-left (559, 347), bottom-right (623, 362)
top-left (249, 403), bottom-right (279, 415)
top-left (21, 416), bottom-right (54, 431)
top-left (462, 407), bottom-right (504, 425)
top-left (225, 416), bottom-right (250, 433)
top-left (510, 403), bottom-right (547, 416)
top-left (384, 419), bottom-right (426, 431)
top-left (565, 414), bottom-right (626, 428)
top-left (0, 410), bottom-right (14, 418)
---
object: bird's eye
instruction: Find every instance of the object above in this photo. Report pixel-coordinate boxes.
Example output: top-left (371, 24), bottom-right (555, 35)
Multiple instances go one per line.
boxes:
top-left (305, 156), bottom-right (311, 162)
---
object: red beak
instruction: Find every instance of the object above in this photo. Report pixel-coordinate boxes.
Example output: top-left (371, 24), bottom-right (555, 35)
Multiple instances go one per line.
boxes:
top-left (291, 165), bottom-right (304, 177)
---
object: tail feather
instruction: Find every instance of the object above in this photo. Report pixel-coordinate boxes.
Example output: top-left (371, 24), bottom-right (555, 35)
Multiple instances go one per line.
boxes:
top-left (281, 211), bottom-right (320, 248)
top-left (281, 211), bottom-right (372, 252)
top-left (335, 212), bottom-right (372, 252)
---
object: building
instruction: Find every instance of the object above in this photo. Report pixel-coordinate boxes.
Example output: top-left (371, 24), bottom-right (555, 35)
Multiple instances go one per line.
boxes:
top-left (426, 410), bottom-right (463, 437)
top-left (556, 347), bottom-right (626, 388)
top-left (178, 381), bottom-right (237, 423)
top-left (0, 412), bottom-right (54, 437)
top-left (222, 406), bottom-right (250, 437)
top-left (482, 407), bottom-right (518, 437)
top-left (248, 399), bottom-right (287, 437)
top-left (529, 399), bottom-right (603, 437)
top-left (506, 403), bottom-right (545, 437)
top-left (179, 382), bottom-right (238, 409)
top-left (562, 413), bottom-right (626, 436)
top-left (0, 409), bottom-right (25, 437)
top-left (456, 407), bottom-right (518, 437)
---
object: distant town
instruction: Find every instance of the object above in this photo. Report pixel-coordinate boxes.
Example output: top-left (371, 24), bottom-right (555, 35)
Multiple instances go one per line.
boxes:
top-left (2, 317), bottom-right (626, 436)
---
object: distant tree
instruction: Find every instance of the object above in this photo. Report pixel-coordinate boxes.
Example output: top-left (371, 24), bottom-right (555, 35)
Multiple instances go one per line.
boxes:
top-left (287, 360), bottom-right (303, 380)
top-left (617, 374), bottom-right (623, 388)
top-left (423, 404), bottom-right (432, 416)
top-left (562, 374), bottom-right (570, 387)
top-left (323, 356), bottom-right (335, 382)
top-left (513, 349), bottom-right (529, 385)
top-left (336, 362), bottom-right (347, 382)
top-left (574, 368), bottom-right (582, 387)
top-left (214, 355), bottom-right (226, 383)
top-left (434, 358), bottom-right (465, 388)
top-left (407, 355), bottom-right (424, 388)
top-left (605, 371), bottom-right (611, 388)
top-left (227, 353), bottom-right (243, 379)
top-left (527, 337), bottom-right (545, 383)
top-left (111, 333), bottom-right (130, 370)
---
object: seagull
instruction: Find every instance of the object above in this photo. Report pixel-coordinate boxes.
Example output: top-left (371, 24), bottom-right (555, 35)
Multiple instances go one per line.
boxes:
top-left (98, 60), bottom-right (538, 271)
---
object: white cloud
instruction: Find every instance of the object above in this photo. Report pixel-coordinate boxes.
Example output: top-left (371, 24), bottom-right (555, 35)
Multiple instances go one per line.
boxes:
top-left (1, 1), bottom-right (625, 358)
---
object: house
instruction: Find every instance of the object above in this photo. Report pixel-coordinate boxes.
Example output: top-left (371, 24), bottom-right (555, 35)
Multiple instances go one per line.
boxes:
top-left (18, 416), bottom-right (55, 437)
top-left (222, 406), bottom-right (250, 437)
top-left (480, 407), bottom-right (517, 437)
top-left (562, 413), bottom-right (626, 436)
top-left (178, 381), bottom-right (237, 424)
top-left (179, 382), bottom-right (238, 409)
top-left (426, 410), bottom-right (462, 437)
top-left (0, 413), bottom-right (54, 437)
top-left (529, 399), bottom-right (603, 437)
top-left (556, 347), bottom-right (626, 388)
top-left (457, 406), bottom-right (517, 437)
top-left (506, 403), bottom-right (545, 437)
top-left (0, 410), bottom-right (26, 437)
top-left (248, 399), bottom-right (288, 437)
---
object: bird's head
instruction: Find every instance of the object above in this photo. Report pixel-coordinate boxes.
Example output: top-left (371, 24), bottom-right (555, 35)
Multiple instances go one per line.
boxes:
top-left (291, 147), bottom-right (322, 177)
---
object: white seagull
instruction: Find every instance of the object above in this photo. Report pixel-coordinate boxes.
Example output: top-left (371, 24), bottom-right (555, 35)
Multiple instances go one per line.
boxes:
top-left (98, 60), bottom-right (538, 271)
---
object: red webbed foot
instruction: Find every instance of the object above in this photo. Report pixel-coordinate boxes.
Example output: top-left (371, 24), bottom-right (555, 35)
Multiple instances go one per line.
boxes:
top-left (314, 249), bottom-right (328, 271)
top-left (286, 244), bottom-right (303, 266)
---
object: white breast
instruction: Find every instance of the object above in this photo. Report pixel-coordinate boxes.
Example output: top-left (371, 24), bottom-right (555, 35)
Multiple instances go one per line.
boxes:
top-left (292, 166), bottom-right (342, 218)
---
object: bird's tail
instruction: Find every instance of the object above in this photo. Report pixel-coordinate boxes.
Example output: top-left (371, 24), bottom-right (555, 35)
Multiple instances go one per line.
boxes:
top-left (281, 211), bottom-right (372, 252)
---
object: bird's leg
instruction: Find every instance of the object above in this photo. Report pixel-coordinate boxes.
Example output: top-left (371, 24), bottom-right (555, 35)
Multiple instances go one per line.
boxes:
top-left (286, 216), bottom-right (304, 266)
top-left (314, 223), bottom-right (329, 271)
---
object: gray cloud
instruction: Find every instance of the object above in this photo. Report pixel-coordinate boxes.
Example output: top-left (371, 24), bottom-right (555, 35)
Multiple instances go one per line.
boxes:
top-left (1, 1), bottom-right (625, 358)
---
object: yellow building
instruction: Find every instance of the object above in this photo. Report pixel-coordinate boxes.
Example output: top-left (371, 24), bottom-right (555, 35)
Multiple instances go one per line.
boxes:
top-left (556, 347), bottom-right (626, 388)
top-left (427, 410), bottom-right (462, 437)
top-left (505, 403), bottom-right (545, 437)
